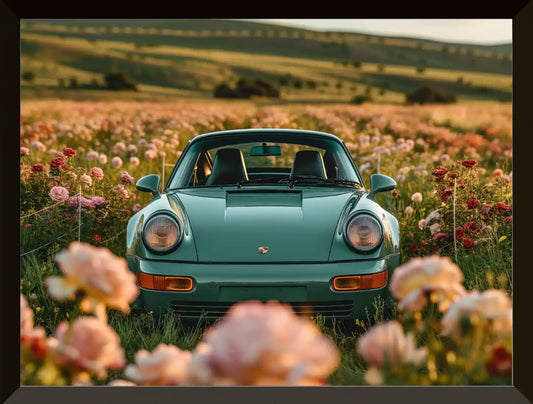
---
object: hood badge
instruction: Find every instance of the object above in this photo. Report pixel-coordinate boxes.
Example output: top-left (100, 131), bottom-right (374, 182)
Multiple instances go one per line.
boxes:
top-left (258, 246), bottom-right (269, 254)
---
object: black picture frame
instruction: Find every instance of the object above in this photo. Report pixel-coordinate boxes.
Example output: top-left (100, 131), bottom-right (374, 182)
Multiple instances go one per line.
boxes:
top-left (2, 2), bottom-right (532, 403)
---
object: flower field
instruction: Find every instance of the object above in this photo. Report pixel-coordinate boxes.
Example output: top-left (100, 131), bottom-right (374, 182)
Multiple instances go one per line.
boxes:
top-left (20, 100), bottom-right (512, 385)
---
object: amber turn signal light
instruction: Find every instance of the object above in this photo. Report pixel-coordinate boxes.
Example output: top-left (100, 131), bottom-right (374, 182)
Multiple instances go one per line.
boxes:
top-left (136, 271), bottom-right (194, 291)
top-left (332, 270), bottom-right (388, 291)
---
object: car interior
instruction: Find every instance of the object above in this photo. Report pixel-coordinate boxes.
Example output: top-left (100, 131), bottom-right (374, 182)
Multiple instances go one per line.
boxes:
top-left (190, 145), bottom-right (341, 187)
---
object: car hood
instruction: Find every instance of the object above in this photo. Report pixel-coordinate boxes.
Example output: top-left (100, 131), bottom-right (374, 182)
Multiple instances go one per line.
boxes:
top-left (169, 187), bottom-right (360, 263)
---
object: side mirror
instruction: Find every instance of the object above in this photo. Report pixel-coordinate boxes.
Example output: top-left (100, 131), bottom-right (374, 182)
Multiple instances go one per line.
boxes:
top-left (136, 174), bottom-right (161, 196)
top-left (369, 174), bottom-right (396, 199)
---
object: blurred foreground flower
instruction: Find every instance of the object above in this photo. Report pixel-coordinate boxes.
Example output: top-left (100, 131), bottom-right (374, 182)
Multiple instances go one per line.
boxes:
top-left (124, 343), bottom-right (192, 386)
top-left (357, 320), bottom-right (427, 385)
top-left (45, 242), bottom-right (139, 320)
top-left (441, 289), bottom-right (512, 341)
top-left (390, 255), bottom-right (466, 312)
top-left (50, 317), bottom-right (126, 380)
top-left (187, 300), bottom-right (340, 385)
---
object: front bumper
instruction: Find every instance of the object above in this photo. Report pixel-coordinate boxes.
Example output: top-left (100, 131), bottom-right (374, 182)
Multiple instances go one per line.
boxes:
top-left (127, 254), bottom-right (400, 320)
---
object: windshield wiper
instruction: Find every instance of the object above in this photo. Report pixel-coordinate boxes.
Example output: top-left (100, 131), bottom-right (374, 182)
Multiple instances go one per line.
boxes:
top-left (278, 176), bottom-right (362, 188)
top-left (315, 179), bottom-right (363, 188)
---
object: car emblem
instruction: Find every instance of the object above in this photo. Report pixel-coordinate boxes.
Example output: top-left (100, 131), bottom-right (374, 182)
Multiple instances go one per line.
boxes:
top-left (258, 246), bottom-right (269, 254)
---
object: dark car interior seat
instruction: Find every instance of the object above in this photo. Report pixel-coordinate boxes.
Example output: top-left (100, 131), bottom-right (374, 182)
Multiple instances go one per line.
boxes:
top-left (323, 150), bottom-right (339, 179)
top-left (290, 150), bottom-right (327, 179)
top-left (206, 148), bottom-right (249, 186)
top-left (193, 152), bottom-right (213, 185)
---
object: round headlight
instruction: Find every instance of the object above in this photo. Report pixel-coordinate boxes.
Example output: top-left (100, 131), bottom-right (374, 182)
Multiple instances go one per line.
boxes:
top-left (345, 214), bottom-right (383, 252)
top-left (143, 214), bottom-right (182, 253)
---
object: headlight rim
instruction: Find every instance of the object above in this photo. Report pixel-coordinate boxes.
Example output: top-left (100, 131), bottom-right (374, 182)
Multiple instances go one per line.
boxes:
top-left (142, 212), bottom-right (183, 254)
top-left (343, 211), bottom-right (384, 254)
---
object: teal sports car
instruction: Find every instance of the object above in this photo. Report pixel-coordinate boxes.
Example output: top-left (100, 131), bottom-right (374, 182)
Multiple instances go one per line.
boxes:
top-left (127, 129), bottom-right (400, 321)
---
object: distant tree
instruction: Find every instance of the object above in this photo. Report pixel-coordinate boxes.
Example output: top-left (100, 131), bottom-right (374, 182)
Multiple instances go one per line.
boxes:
top-left (405, 86), bottom-right (456, 105)
top-left (352, 60), bottom-right (361, 69)
top-left (336, 81), bottom-right (343, 92)
top-left (214, 78), bottom-right (280, 99)
top-left (21, 71), bottom-right (35, 83)
top-left (377, 64), bottom-right (385, 72)
top-left (416, 66), bottom-right (426, 74)
top-left (292, 79), bottom-right (303, 89)
top-left (104, 72), bottom-right (138, 91)
top-left (69, 76), bottom-right (78, 88)
top-left (457, 77), bottom-right (464, 84)
top-left (214, 83), bottom-right (238, 98)
top-left (306, 80), bottom-right (317, 89)
top-left (365, 86), bottom-right (372, 95)
top-left (379, 88), bottom-right (386, 96)
top-left (351, 95), bottom-right (372, 104)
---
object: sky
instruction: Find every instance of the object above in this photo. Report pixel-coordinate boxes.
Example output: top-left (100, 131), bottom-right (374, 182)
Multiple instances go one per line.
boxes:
top-left (241, 19), bottom-right (512, 45)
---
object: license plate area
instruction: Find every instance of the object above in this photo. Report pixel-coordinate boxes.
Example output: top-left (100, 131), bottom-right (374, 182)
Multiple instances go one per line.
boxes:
top-left (219, 286), bottom-right (307, 301)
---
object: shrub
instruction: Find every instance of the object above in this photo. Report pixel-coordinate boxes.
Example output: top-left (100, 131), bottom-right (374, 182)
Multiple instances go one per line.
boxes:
top-left (405, 86), bottom-right (457, 105)
top-left (214, 79), bottom-right (280, 99)
top-left (69, 77), bottom-right (78, 88)
top-left (22, 71), bottom-right (35, 83)
top-left (104, 73), bottom-right (138, 91)
top-left (351, 95), bottom-right (372, 105)
top-left (416, 66), bottom-right (426, 74)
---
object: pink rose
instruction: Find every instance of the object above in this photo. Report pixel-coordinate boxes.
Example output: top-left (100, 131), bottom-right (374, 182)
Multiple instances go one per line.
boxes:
top-left (357, 320), bottom-right (427, 368)
top-left (389, 255), bottom-right (466, 312)
top-left (52, 317), bottom-right (126, 379)
top-left (441, 290), bottom-right (512, 341)
top-left (187, 301), bottom-right (340, 386)
top-left (120, 171), bottom-right (135, 184)
top-left (21, 147), bottom-right (30, 156)
top-left (111, 156), bottom-right (123, 169)
top-left (88, 167), bottom-right (104, 181)
top-left (129, 156), bottom-right (140, 166)
top-left (49, 186), bottom-right (70, 202)
top-left (124, 344), bottom-right (192, 386)
top-left (410, 192), bottom-right (423, 203)
top-left (45, 242), bottom-right (139, 314)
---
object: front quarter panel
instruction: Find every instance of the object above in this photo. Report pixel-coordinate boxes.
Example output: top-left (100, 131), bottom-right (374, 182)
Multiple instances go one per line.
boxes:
top-left (328, 194), bottom-right (400, 261)
top-left (127, 194), bottom-right (198, 262)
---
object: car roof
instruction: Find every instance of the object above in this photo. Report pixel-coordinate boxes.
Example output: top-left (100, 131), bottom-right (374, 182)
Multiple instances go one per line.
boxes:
top-left (189, 128), bottom-right (344, 144)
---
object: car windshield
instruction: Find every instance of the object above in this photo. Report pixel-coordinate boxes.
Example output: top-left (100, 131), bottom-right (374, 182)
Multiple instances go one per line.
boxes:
top-left (166, 132), bottom-right (362, 189)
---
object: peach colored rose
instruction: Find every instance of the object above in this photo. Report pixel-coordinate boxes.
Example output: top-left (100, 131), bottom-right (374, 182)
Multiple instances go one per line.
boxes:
top-left (411, 192), bottom-right (423, 203)
top-left (357, 320), bottom-right (427, 368)
top-left (124, 343), bottom-right (192, 385)
top-left (20, 294), bottom-right (34, 335)
top-left (389, 255), bottom-right (466, 312)
top-left (52, 317), bottom-right (126, 379)
top-left (45, 242), bottom-right (139, 316)
top-left (129, 156), bottom-right (140, 166)
top-left (108, 379), bottom-right (137, 386)
top-left (111, 156), bottom-right (123, 169)
top-left (187, 300), bottom-right (340, 386)
top-left (441, 289), bottom-right (512, 341)
top-left (80, 174), bottom-right (92, 186)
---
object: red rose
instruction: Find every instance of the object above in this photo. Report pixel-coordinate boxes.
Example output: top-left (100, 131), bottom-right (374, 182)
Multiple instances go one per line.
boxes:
top-left (462, 238), bottom-right (474, 248)
top-left (487, 346), bottom-right (512, 377)
top-left (432, 166), bottom-right (447, 181)
top-left (431, 233), bottom-right (449, 241)
top-left (455, 227), bottom-right (465, 239)
top-left (391, 189), bottom-right (399, 197)
top-left (92, 234), bottom-right (102, 242)
top-left (440, 189), bottom-right (453, 202)
top-left (50, 157), bottom-right (66, 170)
top-left (408, 232), bottom-right (414, 238)
top-left (467, 198), bottom-right (479, 209)
top-left (448, 172), bottom-right (458, 179)
top-left (421, 240), bottom-right (428, 246)
top-left (31, 164), bottom-right (44, 172)
top-left (464, 221), bottom-right (480, 233)
top-left (409, 243), bottom-right (418, 252)
top-left (462, 160), bottom-right (478, 168)
top-left (62, 147), bottom-right (77, 157)
top-left (30, 337), bottom-right (48, 360)
top-left (504, 216), bottom-right (512, 224)
top-left (493, 202), bottom-right (510, 214)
